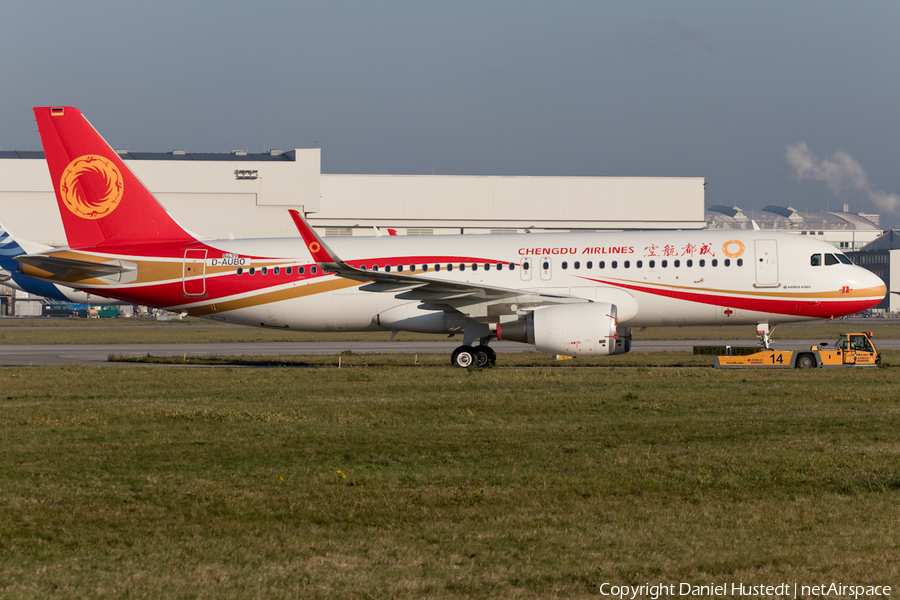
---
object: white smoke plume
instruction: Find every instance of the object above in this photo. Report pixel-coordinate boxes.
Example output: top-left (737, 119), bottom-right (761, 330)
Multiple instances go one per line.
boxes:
top-left (786, 142), bottom-right (900, 213)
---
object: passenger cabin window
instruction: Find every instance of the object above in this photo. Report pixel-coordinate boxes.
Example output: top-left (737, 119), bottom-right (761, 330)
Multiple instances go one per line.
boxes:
top-left (699, 259), bottom-right (705, 267)
top-left (561, 261), bottom-right (568, 269)
top-left (825, 254), bottom-right (839, 266)
top-left (724, 259), bottom-right (731, 267)
top-left (521, 262), bottom-right (529, 271)
top-left (810, 254), bottom-right (822, 266)
top-left (586, 261), bottom-right (593, 269)
top-left (737, 258), bottom-right (743, 266)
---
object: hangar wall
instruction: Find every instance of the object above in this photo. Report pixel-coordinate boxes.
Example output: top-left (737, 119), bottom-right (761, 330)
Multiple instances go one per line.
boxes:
top-left (317, 174), bottom-right (704, 231)
top-left (0, 149), bottom-right (705, 246)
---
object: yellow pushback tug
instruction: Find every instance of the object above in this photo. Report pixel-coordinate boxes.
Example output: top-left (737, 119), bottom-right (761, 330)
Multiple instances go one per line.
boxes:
top-left (713, 332), bottom-right (880, 369)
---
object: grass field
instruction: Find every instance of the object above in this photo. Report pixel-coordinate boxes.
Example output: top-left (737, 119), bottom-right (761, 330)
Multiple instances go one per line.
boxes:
top-left (2, 365), bottom-right (899, 598)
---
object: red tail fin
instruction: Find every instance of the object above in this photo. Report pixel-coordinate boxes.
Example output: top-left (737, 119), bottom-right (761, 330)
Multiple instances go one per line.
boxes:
top-left (33, 106), bottom-right (196, 249)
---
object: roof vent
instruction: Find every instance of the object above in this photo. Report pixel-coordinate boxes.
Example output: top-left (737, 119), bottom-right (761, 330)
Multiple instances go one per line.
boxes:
top-left (269, 149), bottom-right (284, 156)
top-left (115, 149), bottom-right (129, 155)
top-left (172, 150), bottom-right (187, 155)
top-left (233, 150), bottom-right (248, 156)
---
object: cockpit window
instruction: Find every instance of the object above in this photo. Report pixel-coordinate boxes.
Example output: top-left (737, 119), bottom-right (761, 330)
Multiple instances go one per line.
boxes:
top-left (824, 254), bottom-right (839, 266)
top-left (836, 253), bottom-right (852, 265)
top-left (810, 254), bottom-right (821, 266)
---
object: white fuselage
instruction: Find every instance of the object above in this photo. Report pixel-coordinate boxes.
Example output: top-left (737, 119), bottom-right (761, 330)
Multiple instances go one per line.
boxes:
top-left (136, 228), bottom-right (884, 332)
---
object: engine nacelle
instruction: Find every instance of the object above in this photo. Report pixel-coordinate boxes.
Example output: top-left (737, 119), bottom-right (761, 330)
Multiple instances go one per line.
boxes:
top-left (498, 302), bottom-right (625, 357)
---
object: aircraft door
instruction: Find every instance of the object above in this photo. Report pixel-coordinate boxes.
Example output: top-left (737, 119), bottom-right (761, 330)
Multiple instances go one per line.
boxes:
top-left (183, 249), bottom-right (207, 296)
top-left (754, 240), bottom-right (779, 287)
top-left (540, 256), bottom-right (552, 281)
top-left (520, 257), bottom-right (533, 281)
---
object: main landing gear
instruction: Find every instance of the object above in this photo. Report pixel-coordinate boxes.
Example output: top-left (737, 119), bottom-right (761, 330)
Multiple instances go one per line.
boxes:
top-left (451, 343), bottom-right (496, 368)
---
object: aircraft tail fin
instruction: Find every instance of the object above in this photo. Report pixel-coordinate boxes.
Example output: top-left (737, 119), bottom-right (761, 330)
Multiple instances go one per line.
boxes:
top-left (33, 107), bottom-right (196, 249)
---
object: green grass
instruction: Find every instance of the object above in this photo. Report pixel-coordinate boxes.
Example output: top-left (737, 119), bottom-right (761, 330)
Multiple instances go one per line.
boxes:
top-left (2, 366), bottom-right (899, 598)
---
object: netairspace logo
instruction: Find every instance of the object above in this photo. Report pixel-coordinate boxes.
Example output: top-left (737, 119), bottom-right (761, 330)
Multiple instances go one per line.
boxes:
top-left (599, 582), bottom-right (891, 599)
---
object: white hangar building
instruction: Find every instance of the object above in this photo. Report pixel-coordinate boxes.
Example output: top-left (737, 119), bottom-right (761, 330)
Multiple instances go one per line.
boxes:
top-left (0, 149), bottom-right (705, 247)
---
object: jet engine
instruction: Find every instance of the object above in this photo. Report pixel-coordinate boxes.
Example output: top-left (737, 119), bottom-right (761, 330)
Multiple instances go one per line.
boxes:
top-left (497, 302), bottom-right (631, 357)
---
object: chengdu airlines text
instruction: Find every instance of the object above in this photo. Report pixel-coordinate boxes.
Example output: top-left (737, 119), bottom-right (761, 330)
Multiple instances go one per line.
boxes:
top-left (599, 581), bottom-right (890, 599)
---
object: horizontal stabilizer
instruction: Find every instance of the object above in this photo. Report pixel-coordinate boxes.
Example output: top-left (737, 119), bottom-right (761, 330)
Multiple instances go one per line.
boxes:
top-left (16, 253), bottom-right (136, 279)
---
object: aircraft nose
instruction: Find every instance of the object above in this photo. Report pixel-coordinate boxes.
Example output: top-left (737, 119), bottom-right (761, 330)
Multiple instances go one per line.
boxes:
top-left (853, 266), bottom-right (886, 300)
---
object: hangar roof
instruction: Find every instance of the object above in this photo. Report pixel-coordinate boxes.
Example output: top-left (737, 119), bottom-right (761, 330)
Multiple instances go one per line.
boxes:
top-left (0, 149), bottom-right (296, 161)
top-left (860, 229), bottom-right (900, 251)
top-left (706, 205), bottom-right (880, 231)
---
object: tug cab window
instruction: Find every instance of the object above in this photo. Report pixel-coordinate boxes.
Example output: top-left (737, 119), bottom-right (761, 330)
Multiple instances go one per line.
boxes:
top-left (810, 254), bottom-right (822, 266)
top-left (838, 335), bottom-right (874, 353)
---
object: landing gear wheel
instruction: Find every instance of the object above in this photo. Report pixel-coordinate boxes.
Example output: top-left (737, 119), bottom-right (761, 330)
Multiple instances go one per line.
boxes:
top-left (451, 345), bottom-right (476, 368)
top-left (472, 345), bottom-right (496, 367)
top-left (796, 353), bottom-right (816, 369)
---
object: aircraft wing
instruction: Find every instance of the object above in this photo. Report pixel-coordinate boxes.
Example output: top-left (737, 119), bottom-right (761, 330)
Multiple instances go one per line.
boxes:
top-left (288, 210), bottom-right (588, 319)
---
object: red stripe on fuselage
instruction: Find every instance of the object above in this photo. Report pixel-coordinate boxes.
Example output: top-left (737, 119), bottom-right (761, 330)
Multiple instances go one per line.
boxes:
top-left (583, 277), bottom-right (880, 319)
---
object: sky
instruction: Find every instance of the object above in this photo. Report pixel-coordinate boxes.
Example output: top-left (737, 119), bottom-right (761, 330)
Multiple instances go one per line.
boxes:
top-left (2, 1), bottom-right (899, 224)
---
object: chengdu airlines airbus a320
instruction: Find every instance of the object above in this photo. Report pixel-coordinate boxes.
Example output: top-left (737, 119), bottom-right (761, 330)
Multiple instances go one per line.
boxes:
top-left (15, 107), bottom-right (886, 366)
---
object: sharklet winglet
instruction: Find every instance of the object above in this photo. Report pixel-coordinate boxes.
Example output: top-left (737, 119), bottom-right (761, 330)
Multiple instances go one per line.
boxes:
top-left (288, 210), bottom-right (342, 268)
